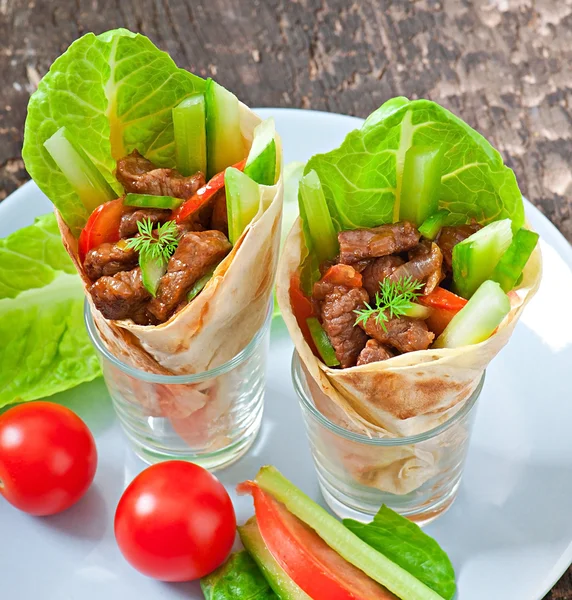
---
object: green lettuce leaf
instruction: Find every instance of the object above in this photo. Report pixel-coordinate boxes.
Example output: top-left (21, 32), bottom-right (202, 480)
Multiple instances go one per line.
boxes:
top-left (344, 505), bottom-right (456, 600)
top-left (23, 28), bottom-right (205, 235)
top-left (0, 214), bottom-right (101, 407)
top-left (201, 551), bottom-right (277, 599)
top-left (305, 98), bottom-right (524, 232)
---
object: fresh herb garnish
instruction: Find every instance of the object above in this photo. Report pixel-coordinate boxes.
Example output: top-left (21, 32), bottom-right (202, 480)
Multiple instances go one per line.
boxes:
top-left (354, 276), bottom-right (423, 331)
top-left (126, 218), bottom-right (179, 264)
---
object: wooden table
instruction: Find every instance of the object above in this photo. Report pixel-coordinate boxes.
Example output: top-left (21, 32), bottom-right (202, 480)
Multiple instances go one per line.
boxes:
top-left (1, 0), bottom-right (571, 596)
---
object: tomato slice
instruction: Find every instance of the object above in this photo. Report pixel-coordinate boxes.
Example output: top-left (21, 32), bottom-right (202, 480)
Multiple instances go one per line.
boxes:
top-left (174, 158), bottom-right (247, 224)
top-left (239, 482), bottom-right (398, 600)
top-left (419, 286), bottom-right (467, 312)
top-left (321, 264), bottom-right (362, 288)
top-left (78, 198), bottom-right (124, 262)
top-left (289, 274), bottom-right (319, 355)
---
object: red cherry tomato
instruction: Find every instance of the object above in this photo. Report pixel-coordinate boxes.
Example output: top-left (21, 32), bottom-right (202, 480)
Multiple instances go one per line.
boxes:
top-left (114, 461), bottom-right (236, 582)
top-left (0, 402), bottom-right (97, 516)
top-left (78, 197), bottom-right (124, 262)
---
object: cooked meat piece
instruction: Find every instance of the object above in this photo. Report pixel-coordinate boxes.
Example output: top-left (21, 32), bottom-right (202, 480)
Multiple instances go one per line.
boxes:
top-left (211, 188), bottom-right (228, 235)
top-left (362, 256), bottom-right (405, 298)
top-left (389, 240), bottom-right (443, 295)
top-left (84, 242), bottom-right (138, 281)
top-left (90, 268), bottom-right (151, 321)
top-left (119, 207), bottom-right (172, 238)
top-left (359, 314), bottom-right (434, 353)
top-left (314, 268), bottom-right (369, 368)
top-left (357, 340), bottom-right (394, 366)
top-left (116, 150), bottom-right (205, 199)
top-left (437, 224), bottom-right (481, 274)
top-left (338, 221), bottom-right (420, 264)
top-left (148, 230), bottom-right (232, 322)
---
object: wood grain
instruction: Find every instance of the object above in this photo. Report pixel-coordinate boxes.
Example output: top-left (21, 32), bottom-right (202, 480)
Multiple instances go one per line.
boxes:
top-left (1, 0), bottom-right (571, 596)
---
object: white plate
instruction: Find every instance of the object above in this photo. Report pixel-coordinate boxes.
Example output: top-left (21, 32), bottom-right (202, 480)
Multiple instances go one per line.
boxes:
top-left (1, 108), bottom-right (571, 600)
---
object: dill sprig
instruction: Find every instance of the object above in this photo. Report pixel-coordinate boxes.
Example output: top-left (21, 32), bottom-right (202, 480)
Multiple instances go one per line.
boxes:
top-left (354, 276), bottom-right (423, 331)
top-left (126, 218), bottom-right (179, 264)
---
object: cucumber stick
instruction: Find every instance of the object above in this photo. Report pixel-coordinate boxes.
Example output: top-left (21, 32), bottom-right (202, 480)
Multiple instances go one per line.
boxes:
top-left (306, 317), bottom-right (340, 367)
top-left (124, 194), bottom-right (183, 210)
top-left (453, 218), bottom-right (513, 299)
top-left (491, 228), bottom-right (539, 292)
top-left (140, 254), bottom-right (167, 297)
top-left (205, 78), bottom-right (244, 178)
top-left (434, 280), bottom-right (510, 348)
top-left (173, 94), bottom-right (207, 176)
top-left (44, 126), bottom-right (116, 213)
top-left (244, 118), bottom-right (277, 185)
top-left (255, 467), bottom-right (445, 600)
top-left (225, 167), bottom-right (261, 244)
top-left (187, 263), bottom-right (218, 301)
top-left (419, 209), bottom-right (449, 240)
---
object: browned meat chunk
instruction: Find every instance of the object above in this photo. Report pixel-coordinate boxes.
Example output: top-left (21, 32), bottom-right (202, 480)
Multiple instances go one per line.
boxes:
top-left (90, 268), bottom-right (151, 321)
top-left (116, 150), bottom-right (205, 199)
top-left (211, 188), bottom-right (228, 235)
top-left (357, 340), bottom-right (394, 365)
top-left (437, 224), bottom-right (481, 274)
top-left (84, 242), bottom-right (138, 281)
top-left (359, 314), bottom-right (434, 353)
top-left (362, 256), bottom-right (404, 298)
top-left (389, 240), bottom-right (443, 295)
top-left (119, 208), bottom-right (172, 239)
top-left (314, 267), bottom-right (369, 369)
top-left (148, 230), bottom-right (231, 322)
top-left (338, 221), bottom-right (420, 264)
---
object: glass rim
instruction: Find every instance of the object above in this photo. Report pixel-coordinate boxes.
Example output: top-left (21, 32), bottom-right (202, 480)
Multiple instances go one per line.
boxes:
top-left (84, 299), bottom-right (273, 384)
top-left (291, 351), bottom-right (485, 446)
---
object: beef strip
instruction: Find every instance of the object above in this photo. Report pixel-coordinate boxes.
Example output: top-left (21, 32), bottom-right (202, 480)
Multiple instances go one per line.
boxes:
top-left (362, 256), bottom-right (405, 298)
top-left (210, 188), bottom-right (228, 235)
top-left (357, 340), bottom-right (394, 366)
top-left (89, 268), bottom-right (151, 321)
top-left (359, 314), bottom-right (434, 353)
top-left (437, 224), bottom-right (481, 274)
top-left (314, 266), bottom-right (369, 368)
top-left (338, 221), bottom-right (420, 264)
top-left (84, 242), bottom-right (138, 281)
top-left (389, 240), bottom-right (443, 295)
top-left (148, 230), bottom-right (232, 322)
top-left (116, 150), bottom-right (205, 199)
top-left (119, 207), bottom-right (172, 239)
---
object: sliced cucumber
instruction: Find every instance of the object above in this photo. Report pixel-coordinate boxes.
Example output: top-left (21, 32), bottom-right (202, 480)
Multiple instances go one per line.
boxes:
top-left (124, 194), bottom-right (183, 210)
top-left (187, 263), bottom-right (219, 301)
top-left (402, 303), bottom-right (432, 320)
top-left (255, 467), bottom-right (445, 600)
top-left (205, 78), bottom-right (244, 178)
top-left (44, 126), bottom-right (116, 214)
top-left (490, 227), bottom-right (539, 292)
top-left (306, 317), bottom-right (340, 367)
top-left (225, 167), bottom-right (261, 244)
top-left (244, 118), bottom-right (277, 185)
top-left (140, 254), bottom-right (167, 297)
top-left (173, 93), bottom-right (207, 176)
top-left (453, 218), bottom-right (513, 299)
top-left (419, 209), bottom-right (449, 240)
top-left (434, 280), bottom-right (510, 348)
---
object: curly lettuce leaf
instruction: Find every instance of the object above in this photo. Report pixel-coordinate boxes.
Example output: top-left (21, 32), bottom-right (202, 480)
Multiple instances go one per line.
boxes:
top-left (0, 214), bottom-right (100, 407)
top-left (201, 551), bottom-right (277, 599)
top-left (23, 29), bottom-right (205, 235)
top-left (305, 98), bottom-right (524, 232)
top-left (344, 505), bottom-right (456, 600)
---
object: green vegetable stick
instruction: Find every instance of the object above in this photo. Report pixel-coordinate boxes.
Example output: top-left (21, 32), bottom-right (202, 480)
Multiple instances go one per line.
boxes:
top-left (419, 209), bottom-right (450, 240)
top-left (44, 127), bottom-right (116, 214)
top-left (306, 317), bottom-right (340, 367)
top-left (491, 228), bottom-right (539, 292)
top-left (244, 118), bottom-right (277, 186)
top-left (298, 170), bottom-right (339, 264)
top-left (225, 167), bottom-right (261, 244)
top-left (172, 93), bottom-right (207, 177)
top-left (399, 146), bottom-right (443, 225)
top-left (140, 254), bottom-right (167, 297)
top-left (434, 280), bottom-right (510, 348)
top-left (453, 218), bottom-right (513, 299)
top-left (124, 194), bottom-right (183, 210)
top-left (188, 263), bottom-right (219, 301)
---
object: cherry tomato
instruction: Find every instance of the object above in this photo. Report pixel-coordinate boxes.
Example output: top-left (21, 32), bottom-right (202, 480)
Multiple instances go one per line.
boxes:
top-left (0, 402), bottom-right (97, 516)
top-left (78, 197), bottom-right (124, 262)
top-left (114, 461), bottom-right (236, 582)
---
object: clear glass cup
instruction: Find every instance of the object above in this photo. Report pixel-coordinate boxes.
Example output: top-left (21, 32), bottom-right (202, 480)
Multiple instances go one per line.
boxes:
top-left (85, 303), bottom-right (271, 470)
top-left (292, 352), bottom-right (484, 525)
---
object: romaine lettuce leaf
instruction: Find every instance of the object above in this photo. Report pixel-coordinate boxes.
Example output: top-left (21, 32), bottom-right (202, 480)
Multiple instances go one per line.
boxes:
top-left (344, 505), bottom-right (456, 600)
top-left (0, 214), bottom-right (100, 407)
top-left (305, 98), bottom-right (524, 232)
top-left (23, 29), bottom-right (205, 236)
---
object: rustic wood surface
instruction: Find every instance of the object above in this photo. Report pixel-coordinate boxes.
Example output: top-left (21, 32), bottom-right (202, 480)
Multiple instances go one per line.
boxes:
top-left (1, 0), bottom-right (571, 596)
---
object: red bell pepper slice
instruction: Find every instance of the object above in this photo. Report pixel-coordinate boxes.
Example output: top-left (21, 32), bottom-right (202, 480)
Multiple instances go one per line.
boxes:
top-left (174, 158), bottom-right (247, 224)
top-left (238, 481), bottom-right (398, 600)
top-left (289, 275), bottom-right (318, 356)
top-left (78, 198), bottom-right (124, 262)
top-left (321, 264), bottom-right (363, 288)
top-left (418, 286), bottom-right (468, 312)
